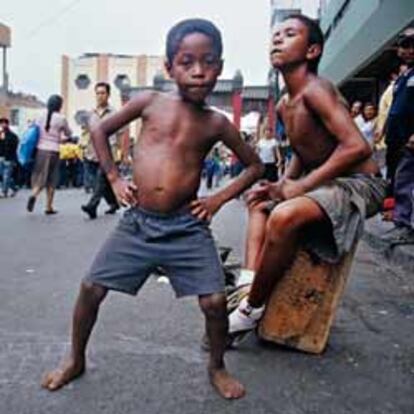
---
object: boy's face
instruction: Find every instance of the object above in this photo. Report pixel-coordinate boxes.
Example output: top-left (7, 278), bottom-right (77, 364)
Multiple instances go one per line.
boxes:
top-left (270, 18), bottom-right (320, 72)
top-left (167, 32), bottom-right (223, 104)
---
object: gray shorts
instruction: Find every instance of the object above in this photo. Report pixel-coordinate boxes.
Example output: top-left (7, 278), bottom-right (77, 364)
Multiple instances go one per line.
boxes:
top-left (266, 174), bottom-right (386, 263)
top-left (84, 207), bottom-right (225, 297)
top-left (303, 174), bottom-right (386, 262)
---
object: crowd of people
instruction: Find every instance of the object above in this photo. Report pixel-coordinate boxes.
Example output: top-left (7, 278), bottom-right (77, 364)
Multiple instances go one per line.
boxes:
top-left (346, 29), bottom-right (414, 244)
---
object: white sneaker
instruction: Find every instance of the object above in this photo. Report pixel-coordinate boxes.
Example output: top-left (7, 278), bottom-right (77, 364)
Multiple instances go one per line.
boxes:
top-left (228, 297), bottom-right (265, 334)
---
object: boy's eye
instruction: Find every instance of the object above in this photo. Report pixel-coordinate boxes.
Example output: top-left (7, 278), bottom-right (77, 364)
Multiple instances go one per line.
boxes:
top-left (204, 55), bottom-right (217, 65)
top-left (180, 58), bottom-right (193, 66)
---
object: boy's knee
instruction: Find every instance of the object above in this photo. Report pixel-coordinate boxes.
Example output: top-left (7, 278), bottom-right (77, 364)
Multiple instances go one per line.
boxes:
top-left (266, 208), bottom-right (299, 239)
top-left (199, 293), bottom-right (226, 319)
top-left (80, 281), bottom-right (107, 304)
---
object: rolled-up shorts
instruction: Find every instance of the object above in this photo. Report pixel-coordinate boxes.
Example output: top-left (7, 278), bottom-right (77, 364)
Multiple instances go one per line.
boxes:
top-left (266, 174), bottom-right (386, 263)
top-left (84, 206), bottom-right (225, 297)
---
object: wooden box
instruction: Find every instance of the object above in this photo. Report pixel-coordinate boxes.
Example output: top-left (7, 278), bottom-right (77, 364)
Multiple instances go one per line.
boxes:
top-left (258, 245), bottom-right (356, 354)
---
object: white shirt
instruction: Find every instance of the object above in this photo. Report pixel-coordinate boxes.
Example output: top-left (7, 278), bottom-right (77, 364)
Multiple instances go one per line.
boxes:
top-left (256, 138), bottom-right (277, 164)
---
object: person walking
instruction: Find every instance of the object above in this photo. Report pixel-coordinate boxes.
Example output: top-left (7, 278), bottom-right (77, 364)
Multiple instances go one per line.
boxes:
top-left (27, 95), bottom-right (72, 214)
top-left (81, 82), bottom-right (127, 219)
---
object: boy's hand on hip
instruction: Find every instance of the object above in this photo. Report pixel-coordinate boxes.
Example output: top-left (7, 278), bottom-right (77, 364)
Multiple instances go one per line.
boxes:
top-left (111, 178), bottom-right (138, 207)
top-left (190, 195), bottom-right (222, 222)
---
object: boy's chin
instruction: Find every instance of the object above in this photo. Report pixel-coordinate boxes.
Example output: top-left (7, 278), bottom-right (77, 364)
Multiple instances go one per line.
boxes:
top-left (180, 91), bottom-right (208, 105)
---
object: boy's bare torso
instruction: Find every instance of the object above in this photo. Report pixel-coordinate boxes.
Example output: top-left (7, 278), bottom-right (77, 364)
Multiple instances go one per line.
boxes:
top-left (279, 78), bottom-right (379, 176)
top-left (132, 93), bottom-right (223, 212)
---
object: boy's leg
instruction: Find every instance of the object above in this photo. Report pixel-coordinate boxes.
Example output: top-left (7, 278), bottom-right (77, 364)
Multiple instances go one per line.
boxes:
top-left (248, 197), bottom-right (325, 307)
top-left (42, 282), bottom-right (108, 391)
top-left (198, 293), bottom-right (245, 399)
top-left (229, 197), bottom-right (326, 333)
top-left (244, 202), bottom-right (270, 271)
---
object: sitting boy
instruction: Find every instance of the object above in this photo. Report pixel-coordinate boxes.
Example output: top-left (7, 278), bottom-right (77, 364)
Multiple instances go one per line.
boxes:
top-left (229, 15), bottom-right (386, 334)
top-left (41, 18), bottom-right (263, 399)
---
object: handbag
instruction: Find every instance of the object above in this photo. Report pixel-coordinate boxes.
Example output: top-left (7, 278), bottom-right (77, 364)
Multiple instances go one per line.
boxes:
top-left (17, 124), bottom-right (40, 166)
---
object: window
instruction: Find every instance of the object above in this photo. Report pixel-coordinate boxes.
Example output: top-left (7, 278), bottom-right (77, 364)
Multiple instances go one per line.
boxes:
top-left (114, 74), bottom-right (131, 90)
top-left (10, 109), bottom-right (19, 126)
top-left (75, 74), bottom-right (91, 89)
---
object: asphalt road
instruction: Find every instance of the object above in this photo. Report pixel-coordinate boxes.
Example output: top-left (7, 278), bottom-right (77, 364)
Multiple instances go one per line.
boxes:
top-left (0, 188), bottom-right (413, 414)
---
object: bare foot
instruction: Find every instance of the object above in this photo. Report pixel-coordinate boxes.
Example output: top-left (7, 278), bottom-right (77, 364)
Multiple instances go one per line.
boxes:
top-left (209, 367), bottom-right (246, 399)
top-left (41, 359), bottom-right (85, 391)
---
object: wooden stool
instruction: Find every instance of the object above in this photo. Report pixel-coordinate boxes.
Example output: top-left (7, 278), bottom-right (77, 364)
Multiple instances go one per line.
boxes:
top-left (258, 245), bottom-right (357, 354)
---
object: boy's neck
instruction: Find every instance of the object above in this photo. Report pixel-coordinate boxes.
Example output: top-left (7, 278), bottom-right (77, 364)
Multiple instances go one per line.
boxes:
top-left (176, 90), bottom-right (207, 109)
top-left (281, 64), bottom-right (313, 98)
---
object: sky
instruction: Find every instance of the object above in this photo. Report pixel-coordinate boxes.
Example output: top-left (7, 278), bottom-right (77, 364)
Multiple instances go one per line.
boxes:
top-left (1, 0), bottom-right (319, 101)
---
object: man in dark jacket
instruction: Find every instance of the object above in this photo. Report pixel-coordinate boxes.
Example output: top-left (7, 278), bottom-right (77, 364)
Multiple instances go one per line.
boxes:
top-left (0, 117), bottom-right (19, 197)
top-left (382, 29), bottom-right (414, 244)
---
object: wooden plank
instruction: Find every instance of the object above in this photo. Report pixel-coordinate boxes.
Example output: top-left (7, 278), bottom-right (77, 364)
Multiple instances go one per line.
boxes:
top-left (258, 245), bottom-right (356, 354)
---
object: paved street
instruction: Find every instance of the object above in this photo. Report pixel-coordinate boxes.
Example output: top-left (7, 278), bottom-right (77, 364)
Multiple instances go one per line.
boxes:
top-left (0, 188), bottom-right (413, 414)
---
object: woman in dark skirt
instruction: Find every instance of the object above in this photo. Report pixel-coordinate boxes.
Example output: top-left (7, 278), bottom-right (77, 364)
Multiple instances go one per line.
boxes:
top-left (27, 95), bottom-right (72, 214)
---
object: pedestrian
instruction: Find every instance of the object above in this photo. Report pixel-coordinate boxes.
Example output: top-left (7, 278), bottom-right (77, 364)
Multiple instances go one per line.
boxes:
top-left (255, 126), bottom-right (282, 182)
top-left (381, 28), bottom-right (414, 244)
top-left (41, 18), bottom-right (263, 399)
top-left (80, 82), bottom-right (127, 219)
top-left (26, 95), bottom-right (72, 214)
top-left (358, 102), bottom-right (377, 148)
top-left (350, 100), bottom-right (363, 127)
top-left (79, 124), bottom-right (97, 193)
top-left (228, 14), bottom-right (385, 338)
top-left (0, 117), bottom-right (19, 198)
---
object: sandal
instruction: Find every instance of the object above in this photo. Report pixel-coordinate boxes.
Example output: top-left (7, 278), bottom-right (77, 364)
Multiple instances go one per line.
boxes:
top-left (45, 209), bottom-right (58, 215)
top-left (27, 195), bottom-right (36, 212)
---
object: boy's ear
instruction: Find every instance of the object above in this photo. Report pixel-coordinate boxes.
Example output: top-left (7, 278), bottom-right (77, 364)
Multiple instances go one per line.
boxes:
top-left (217, 59), bottom-right (224, 76)
top-left (306, 44), bottom-right (322, 62)
top-left (164, 58), bottom-right (172, 76)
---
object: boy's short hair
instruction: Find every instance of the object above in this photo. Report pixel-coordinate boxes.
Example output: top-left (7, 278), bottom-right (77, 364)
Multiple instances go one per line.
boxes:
top-left (166, 18), bottom-right (223, 65)
top-left (95, 82), bottom-right (111, 95)
top-left (284, 14), bottom-right (324, 74)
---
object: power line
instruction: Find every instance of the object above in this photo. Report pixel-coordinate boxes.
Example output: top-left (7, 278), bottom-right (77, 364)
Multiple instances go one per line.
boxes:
top-left (25, 0), bottom-right (83, 38)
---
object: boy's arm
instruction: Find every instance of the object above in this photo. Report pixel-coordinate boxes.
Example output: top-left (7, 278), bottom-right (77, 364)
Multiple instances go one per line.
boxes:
top-left (299, 80), bottom-right (372, 192)
top-left (91, 91), bottom-right (155, 204)
top-left (216, 119), bottom-right (264, 203)
top-left (191, 117), bottom-right (263, 221)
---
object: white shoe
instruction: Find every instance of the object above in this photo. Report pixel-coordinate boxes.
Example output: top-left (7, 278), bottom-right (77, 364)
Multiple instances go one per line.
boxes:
top-left (228, 297), bottom-right (264, 334)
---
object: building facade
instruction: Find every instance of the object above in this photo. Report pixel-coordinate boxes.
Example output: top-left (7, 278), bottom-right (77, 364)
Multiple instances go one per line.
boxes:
top-left (319, 0), bottom-right (414, 102)
top-left (61, 53), bottom-right (166, 137)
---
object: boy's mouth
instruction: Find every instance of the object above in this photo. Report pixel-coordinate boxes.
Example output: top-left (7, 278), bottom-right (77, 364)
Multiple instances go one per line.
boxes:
top-left (270, 48), bottom-right (282, 55)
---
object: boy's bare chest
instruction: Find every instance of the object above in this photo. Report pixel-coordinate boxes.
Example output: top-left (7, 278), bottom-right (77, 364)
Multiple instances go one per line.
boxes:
top-left (139, 118), bottom-right (216, 154)
top-left (282, 98), bottom-right (325, 143)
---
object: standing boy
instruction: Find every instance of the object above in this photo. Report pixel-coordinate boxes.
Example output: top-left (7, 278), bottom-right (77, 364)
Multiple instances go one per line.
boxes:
top-left (41, 19), bottom-right (263, 399)
top-left (229, 15), bottom-right (385, 334)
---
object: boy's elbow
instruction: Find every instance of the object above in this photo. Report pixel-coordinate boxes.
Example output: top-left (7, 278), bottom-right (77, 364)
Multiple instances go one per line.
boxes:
top-left (357, 141), bottom-right (373, 160)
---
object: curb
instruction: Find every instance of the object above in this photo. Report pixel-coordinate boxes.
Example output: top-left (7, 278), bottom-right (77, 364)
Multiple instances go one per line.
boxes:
top-left (362, 216), bottom-right (414, 272)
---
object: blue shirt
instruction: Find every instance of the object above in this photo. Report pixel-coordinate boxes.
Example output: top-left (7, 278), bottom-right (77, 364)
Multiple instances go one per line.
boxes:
top-left (385, 67), bottom-right (414, 145)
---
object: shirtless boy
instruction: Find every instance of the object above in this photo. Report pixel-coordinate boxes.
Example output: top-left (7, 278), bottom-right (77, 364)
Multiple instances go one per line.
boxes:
top-left (229, 15), bottom-right (386, 334)
top-left (41, 19), bottom-right (263, 399)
